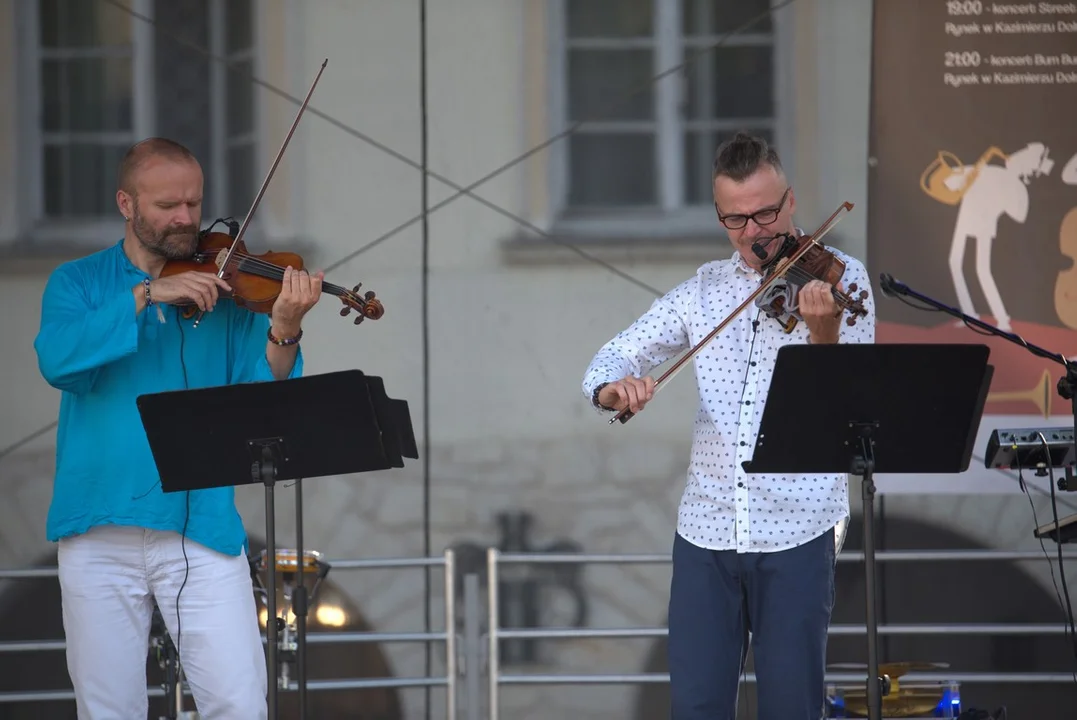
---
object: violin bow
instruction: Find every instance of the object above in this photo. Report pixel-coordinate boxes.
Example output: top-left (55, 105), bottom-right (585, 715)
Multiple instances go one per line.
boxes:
top-left (610, 201), bottom-right (854, 425)
top-left (192, 58), bottom-right (329, 328)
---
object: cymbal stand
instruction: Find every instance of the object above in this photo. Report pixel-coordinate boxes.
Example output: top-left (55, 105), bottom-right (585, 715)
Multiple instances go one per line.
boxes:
top-left (150, 600), bottom-right (198, 719)
top-left (250, 550), bottom-right (331, 714)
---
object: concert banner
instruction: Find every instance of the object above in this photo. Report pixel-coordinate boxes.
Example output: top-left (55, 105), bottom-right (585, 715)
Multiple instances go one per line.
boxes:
top-left (867, 0), bottom-right (1077, 492)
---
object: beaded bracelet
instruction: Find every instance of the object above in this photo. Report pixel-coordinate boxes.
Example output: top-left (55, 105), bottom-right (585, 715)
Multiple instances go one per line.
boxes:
top-left (143, 277), bottom-right (154, 306)
top-left (267, 327), bottom-right (303, 346)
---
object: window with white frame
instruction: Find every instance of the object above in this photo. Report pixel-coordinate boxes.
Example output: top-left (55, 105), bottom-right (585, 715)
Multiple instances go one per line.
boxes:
top-left (551, 0), bottom-right (780, 232)
top-left (27, 0), bottom-right (257, 237)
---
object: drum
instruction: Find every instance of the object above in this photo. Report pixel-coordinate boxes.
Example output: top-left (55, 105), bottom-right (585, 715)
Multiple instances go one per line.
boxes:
top-left (254, 547), bottom-right (325, 575)
top-left (250, 548), bottom-right (332, 626)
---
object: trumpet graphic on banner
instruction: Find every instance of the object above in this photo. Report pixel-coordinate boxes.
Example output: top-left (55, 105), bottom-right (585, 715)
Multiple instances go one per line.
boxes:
top-left (986, 369), bottom-right (1053, 419)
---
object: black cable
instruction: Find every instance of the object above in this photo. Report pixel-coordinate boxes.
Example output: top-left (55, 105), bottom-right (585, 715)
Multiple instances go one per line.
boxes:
top-left (418, 1), bottom-right (433, 718)
top-left (1014, 443), bottom-right (1077, 682)
top-left (1035, 433), bottom-right (1077, 673)
top-left (93, 0), bottom-right (790, 294)
top-left (3, 0), bottom-right (802, 463)
top-left (174, 310), bottom-right (192, 665)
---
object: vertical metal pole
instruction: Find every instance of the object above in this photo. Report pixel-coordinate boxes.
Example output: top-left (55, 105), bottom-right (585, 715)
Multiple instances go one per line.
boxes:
top-left (486, 549), bottom-right (500, 720)
top-left (444, 550), bottom-right (457, 720)
top-left (295, 478), bottom-right (307, 720)
top-left (463, 573), bottom-right (481, 720)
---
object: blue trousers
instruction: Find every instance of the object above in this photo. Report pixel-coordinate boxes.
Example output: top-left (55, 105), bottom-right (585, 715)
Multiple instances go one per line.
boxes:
top-left (667, 528), bottom-right (836, 720)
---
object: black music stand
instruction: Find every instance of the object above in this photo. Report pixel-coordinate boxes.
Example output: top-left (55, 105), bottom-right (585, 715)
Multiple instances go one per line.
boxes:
top-left (136, 369), bottom-right (417, 720)
top-left (742, 343), bottom-right (992, 720)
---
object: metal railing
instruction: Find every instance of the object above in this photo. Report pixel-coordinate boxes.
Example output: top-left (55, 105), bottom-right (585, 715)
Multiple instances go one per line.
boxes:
top-left (0, 550), bottom-right (458, 719)
top-left (1, 545), bottom-right (1076, 719)
top-left (484, 547), bottom-right (1077, 720)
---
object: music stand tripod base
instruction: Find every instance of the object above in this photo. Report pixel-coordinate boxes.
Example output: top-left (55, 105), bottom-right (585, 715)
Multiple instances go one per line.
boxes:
top-left (136, 370), bottom-right (418, 720)
top-left (741, 343), bottom-right (992, 720)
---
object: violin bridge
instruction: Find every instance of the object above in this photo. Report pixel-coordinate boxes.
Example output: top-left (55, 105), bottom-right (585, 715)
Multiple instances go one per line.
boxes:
top-left (214, 249), bottom-right (229, 271)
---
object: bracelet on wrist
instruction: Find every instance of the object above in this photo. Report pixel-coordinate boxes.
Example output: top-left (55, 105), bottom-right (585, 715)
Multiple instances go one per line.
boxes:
top-left (268, 327), bottom-right (303, 346)
top-left (592, 381), bottom-right (613, 411)
top-left (143, 278), bottom-right (154, 306)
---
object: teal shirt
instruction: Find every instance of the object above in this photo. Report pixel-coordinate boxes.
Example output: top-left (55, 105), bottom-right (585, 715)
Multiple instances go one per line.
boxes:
top-left (33, 239), bottom-right (303, 557)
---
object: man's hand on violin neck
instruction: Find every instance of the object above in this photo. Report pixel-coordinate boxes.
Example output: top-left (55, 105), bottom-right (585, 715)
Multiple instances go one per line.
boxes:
top-left (799, 279), bottom-right (842, 344)
top-left (599, 375), bottom-right (655, 414)
top-left (270, 265), bottom-right (324, 336)
top-left (136, 271), bottom-right (232, 313)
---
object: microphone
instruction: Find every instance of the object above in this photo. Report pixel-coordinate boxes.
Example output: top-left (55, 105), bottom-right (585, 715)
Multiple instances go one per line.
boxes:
top-left (751, 233), bottom-right (793, 261)
top-left (878, 273), bottom-right (907, 298)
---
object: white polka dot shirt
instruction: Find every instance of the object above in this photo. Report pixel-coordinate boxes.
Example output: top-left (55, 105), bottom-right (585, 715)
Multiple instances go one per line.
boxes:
top-left (582, 246), bottom-right (876, 553)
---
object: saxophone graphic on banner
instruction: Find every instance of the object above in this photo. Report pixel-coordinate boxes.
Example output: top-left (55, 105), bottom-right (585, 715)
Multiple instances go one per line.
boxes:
top-left (919, 146), bottom-right (1007, 206)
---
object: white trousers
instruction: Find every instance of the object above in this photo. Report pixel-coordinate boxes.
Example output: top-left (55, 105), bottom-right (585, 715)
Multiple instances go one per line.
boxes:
top-left (57, 524), bottom-right (267, 719)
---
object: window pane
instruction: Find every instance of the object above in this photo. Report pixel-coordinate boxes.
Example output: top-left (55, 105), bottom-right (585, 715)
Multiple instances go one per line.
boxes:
top-left (567, 0), bottom-right (653, 38)
top-left (568, 50), bottom-right (654, 122)
top-left (681, 0), bottom-right (773, 35)
top-left (228, 143), bottom-right (256, 217)
top-left (227, 59), bottom-right (255, 136)
top-left (154, 0), bottom-right (211, 166)
top-left (227, 0), bottom-right (253, 50)
top-left (683, 46), bottom-right (773, 120)
top-left (42, 58), bottom-right (133, 133)
top-left (568, 134), bottom-right (656, 207)
top-left (40, 0), bottom-right (132, 47)
top-left (44, 143), bottom-right (128, 218)
top-left (683, 128), bottom-right (774, 205)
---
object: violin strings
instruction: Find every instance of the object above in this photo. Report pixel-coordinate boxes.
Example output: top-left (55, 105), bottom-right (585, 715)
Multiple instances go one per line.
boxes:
top-left (205, 250), bottom-right (362, 304)
top-left (771, 263), bottom-right (860, 311)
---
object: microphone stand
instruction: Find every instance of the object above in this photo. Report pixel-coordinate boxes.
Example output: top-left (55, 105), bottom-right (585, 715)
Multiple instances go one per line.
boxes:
top-left (877, 273), bottom-right (1077, 472)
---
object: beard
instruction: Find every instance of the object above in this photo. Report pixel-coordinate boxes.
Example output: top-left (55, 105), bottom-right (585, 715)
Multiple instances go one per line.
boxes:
top-left (131, 203), bottom-right (199, 260)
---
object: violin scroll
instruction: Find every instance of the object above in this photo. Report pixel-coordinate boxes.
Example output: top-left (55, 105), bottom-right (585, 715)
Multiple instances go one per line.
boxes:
top-left (338, 283), bottom-right (385, 325)
top-left (843, 283), bottom-right (871, 326)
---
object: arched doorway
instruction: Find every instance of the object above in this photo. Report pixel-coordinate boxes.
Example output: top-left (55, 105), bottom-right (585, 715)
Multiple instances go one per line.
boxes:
top-left (0, 541), bottom-right (403, 719)
top-left (634, 514), bottom-right (1077, 718)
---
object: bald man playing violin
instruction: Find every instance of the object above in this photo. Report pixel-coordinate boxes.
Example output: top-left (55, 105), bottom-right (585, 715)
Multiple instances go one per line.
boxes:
top-left (33, 137), bottom-right (323, 719)
top-left (582, 132), bottom-right (875, 720)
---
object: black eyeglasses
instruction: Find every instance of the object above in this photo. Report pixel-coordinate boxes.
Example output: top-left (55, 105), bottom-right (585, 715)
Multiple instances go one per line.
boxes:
top-left (715, 187), bottom-right (790, 230)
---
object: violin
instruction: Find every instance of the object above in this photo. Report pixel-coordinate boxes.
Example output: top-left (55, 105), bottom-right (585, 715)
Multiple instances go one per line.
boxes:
top-left (611, 201), bottom-right (862, 425)
top-left (161, 223), bottom-right (385, 325)
top-left (753, 230), bottom-right (870, 333)
top-left (166, 58), bottom-right (384, 329)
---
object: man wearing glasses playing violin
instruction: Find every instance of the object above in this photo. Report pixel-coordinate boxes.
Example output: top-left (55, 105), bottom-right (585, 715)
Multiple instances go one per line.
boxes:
top-left (33, 137), bottom-right (323, 719)
top-left (582, 132), bottom-right (875, 719)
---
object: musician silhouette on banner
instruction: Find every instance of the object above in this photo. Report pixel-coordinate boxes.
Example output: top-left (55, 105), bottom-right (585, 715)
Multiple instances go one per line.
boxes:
top-left (921, 142), bottom-right (1054, 332)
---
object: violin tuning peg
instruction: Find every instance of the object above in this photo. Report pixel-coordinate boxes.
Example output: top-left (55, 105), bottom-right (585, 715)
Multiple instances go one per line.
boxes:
top-left (364, 290), bottom-right (376, 301)
top-left (340, 307), bottom-right (351, 317)
top-left (846, 317), bottom-right (856, 326)
top-left (352, 283), bottom-right (362, 293)
top-left (354, 316), bottom-right (364, 325)
top-left (858, 290), bottom-right (869, 300)
top-left (848, 283), bottom-right (858, 293)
